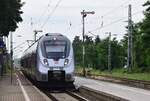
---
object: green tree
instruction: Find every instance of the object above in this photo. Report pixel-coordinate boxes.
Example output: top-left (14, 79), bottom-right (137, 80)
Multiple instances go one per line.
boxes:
top-left (120, 0), bottom-right (150, 72)
top-left (73, 35), bottom-right (126, 71)
top-left (84, 35), bottom-right (94, 67)
top-left (72, 36), bottom-right (82, 66)
top-left (95, 38), bottom-right (108, 70)
top-left (0, 0), bottom-right (23, 36)
top-left (111, 38), bottom-right (125, 69)
top-left (95, 35), bottom-right (101, 45)
top-left (139, 1), bottom-right (150, 70)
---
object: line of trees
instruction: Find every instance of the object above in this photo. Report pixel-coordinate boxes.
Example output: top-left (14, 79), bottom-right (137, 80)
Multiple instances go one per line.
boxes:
top-left (0, 0), bottom-right (23, 75)
top-left (73, 35), bottom-right (126, 71)
top-left (73, 1), bottom-right (150, 72)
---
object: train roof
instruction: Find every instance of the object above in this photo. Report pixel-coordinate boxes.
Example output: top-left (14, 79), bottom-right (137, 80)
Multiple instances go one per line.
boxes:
top-left (23, 33), bottom-right (70, 53)
top-left (40, 33), bottom-right (70, 41)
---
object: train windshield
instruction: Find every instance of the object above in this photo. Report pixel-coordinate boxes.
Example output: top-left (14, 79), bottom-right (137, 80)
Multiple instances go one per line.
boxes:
top-left (44, 40), bottom-right (67, 59)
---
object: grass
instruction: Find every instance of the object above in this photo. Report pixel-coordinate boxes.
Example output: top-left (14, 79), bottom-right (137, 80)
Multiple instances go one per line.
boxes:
top-left (75, 66), bottom-right (150, 81)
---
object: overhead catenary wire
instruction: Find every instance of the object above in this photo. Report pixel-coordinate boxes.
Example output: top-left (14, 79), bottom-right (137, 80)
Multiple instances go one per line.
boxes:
top-left (86, 10), bottom-right (143, 34)
top-left (101, 0), bottom-right (132, 18)
top-left (62, 0), bottom-right (132, 36)
top-left (41, 0), bottom-right (62, 29)
top-left (63, 7), bottom-right (143, 40)
top-left (59, 0), bottom-right (139, 37)
top-left (88, 31), bottom-right (97, 37)
top-left (84, 12), bottom-right (142, 39)
top-left (37, 0), bottom-right (143, 40)
top-left (13, 49), bottom-right (23, 54)
top-left (13, 41), bottom-right (26, 50)
top-left (63, 15), bottom-right (131, 39)
top-left (85, 0), bottom-right (132, 24)
top-left (38, 0), bottom-right (52, 25)
top-left (84, 0), bottom-right (135, 29)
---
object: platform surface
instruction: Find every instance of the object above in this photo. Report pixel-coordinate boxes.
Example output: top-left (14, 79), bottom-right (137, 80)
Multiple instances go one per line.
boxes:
top-left (0, 72), bottom-right (51, 101)
top-left (74, 76), bottom-right (150, 101)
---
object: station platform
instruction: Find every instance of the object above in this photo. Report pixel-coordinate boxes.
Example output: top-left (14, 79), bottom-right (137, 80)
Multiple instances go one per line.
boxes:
top-left (74, 76), bottom-right (150, 101)
top-left (0, 72), bottom-right (50, 101)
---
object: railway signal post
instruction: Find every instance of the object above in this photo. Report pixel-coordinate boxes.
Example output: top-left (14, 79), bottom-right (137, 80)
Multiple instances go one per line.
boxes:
top-left (81, 10), bottom-right (95, 77)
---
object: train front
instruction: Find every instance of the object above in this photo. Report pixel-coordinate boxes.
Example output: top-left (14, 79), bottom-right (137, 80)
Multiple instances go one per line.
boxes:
top-left (36, 33), bottom-right (75, 83)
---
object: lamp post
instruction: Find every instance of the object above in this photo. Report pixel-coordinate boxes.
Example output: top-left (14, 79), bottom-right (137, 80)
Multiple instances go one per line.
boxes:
top-left (81, 10), bottom-right (95, 76)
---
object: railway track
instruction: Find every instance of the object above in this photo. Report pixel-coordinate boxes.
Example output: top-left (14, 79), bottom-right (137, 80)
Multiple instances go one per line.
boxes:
top-left (16, 70), bottom-right (132, 101)
top-left (18, 70), bottom-right (88, 101)
top-left (42, 90), bottom-right (88, 101)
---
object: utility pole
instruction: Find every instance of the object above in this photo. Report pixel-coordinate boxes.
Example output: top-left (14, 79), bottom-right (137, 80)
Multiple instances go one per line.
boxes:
top-left (34, 30), bottom-right (43, 42)
top-left (106, 32), bottom-right (117, 72)
top-left (81, 10), bottom-right (95, 76)
top-left (127, 4), bottom-right (132, 72)
top-left (10, 32), bottom-right (13, 84)
top-left (108, 32), bottom-right (111, 72)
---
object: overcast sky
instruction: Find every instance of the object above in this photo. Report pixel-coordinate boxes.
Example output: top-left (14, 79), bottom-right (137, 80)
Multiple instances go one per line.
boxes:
top-left (10, 0), bottom-right (146, 58)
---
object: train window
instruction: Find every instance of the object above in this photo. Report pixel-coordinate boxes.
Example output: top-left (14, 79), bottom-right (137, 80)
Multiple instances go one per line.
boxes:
top-left (44, 40), bottom-right (67, 59)
top-left (45, 46), bottom-right (65, 53)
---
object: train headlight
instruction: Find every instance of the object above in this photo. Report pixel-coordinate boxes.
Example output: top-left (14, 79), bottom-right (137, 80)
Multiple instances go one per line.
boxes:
top-left (43, 59), bottom-right (49, 66)
top-left (64, 59), bottom-right (69, 65)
